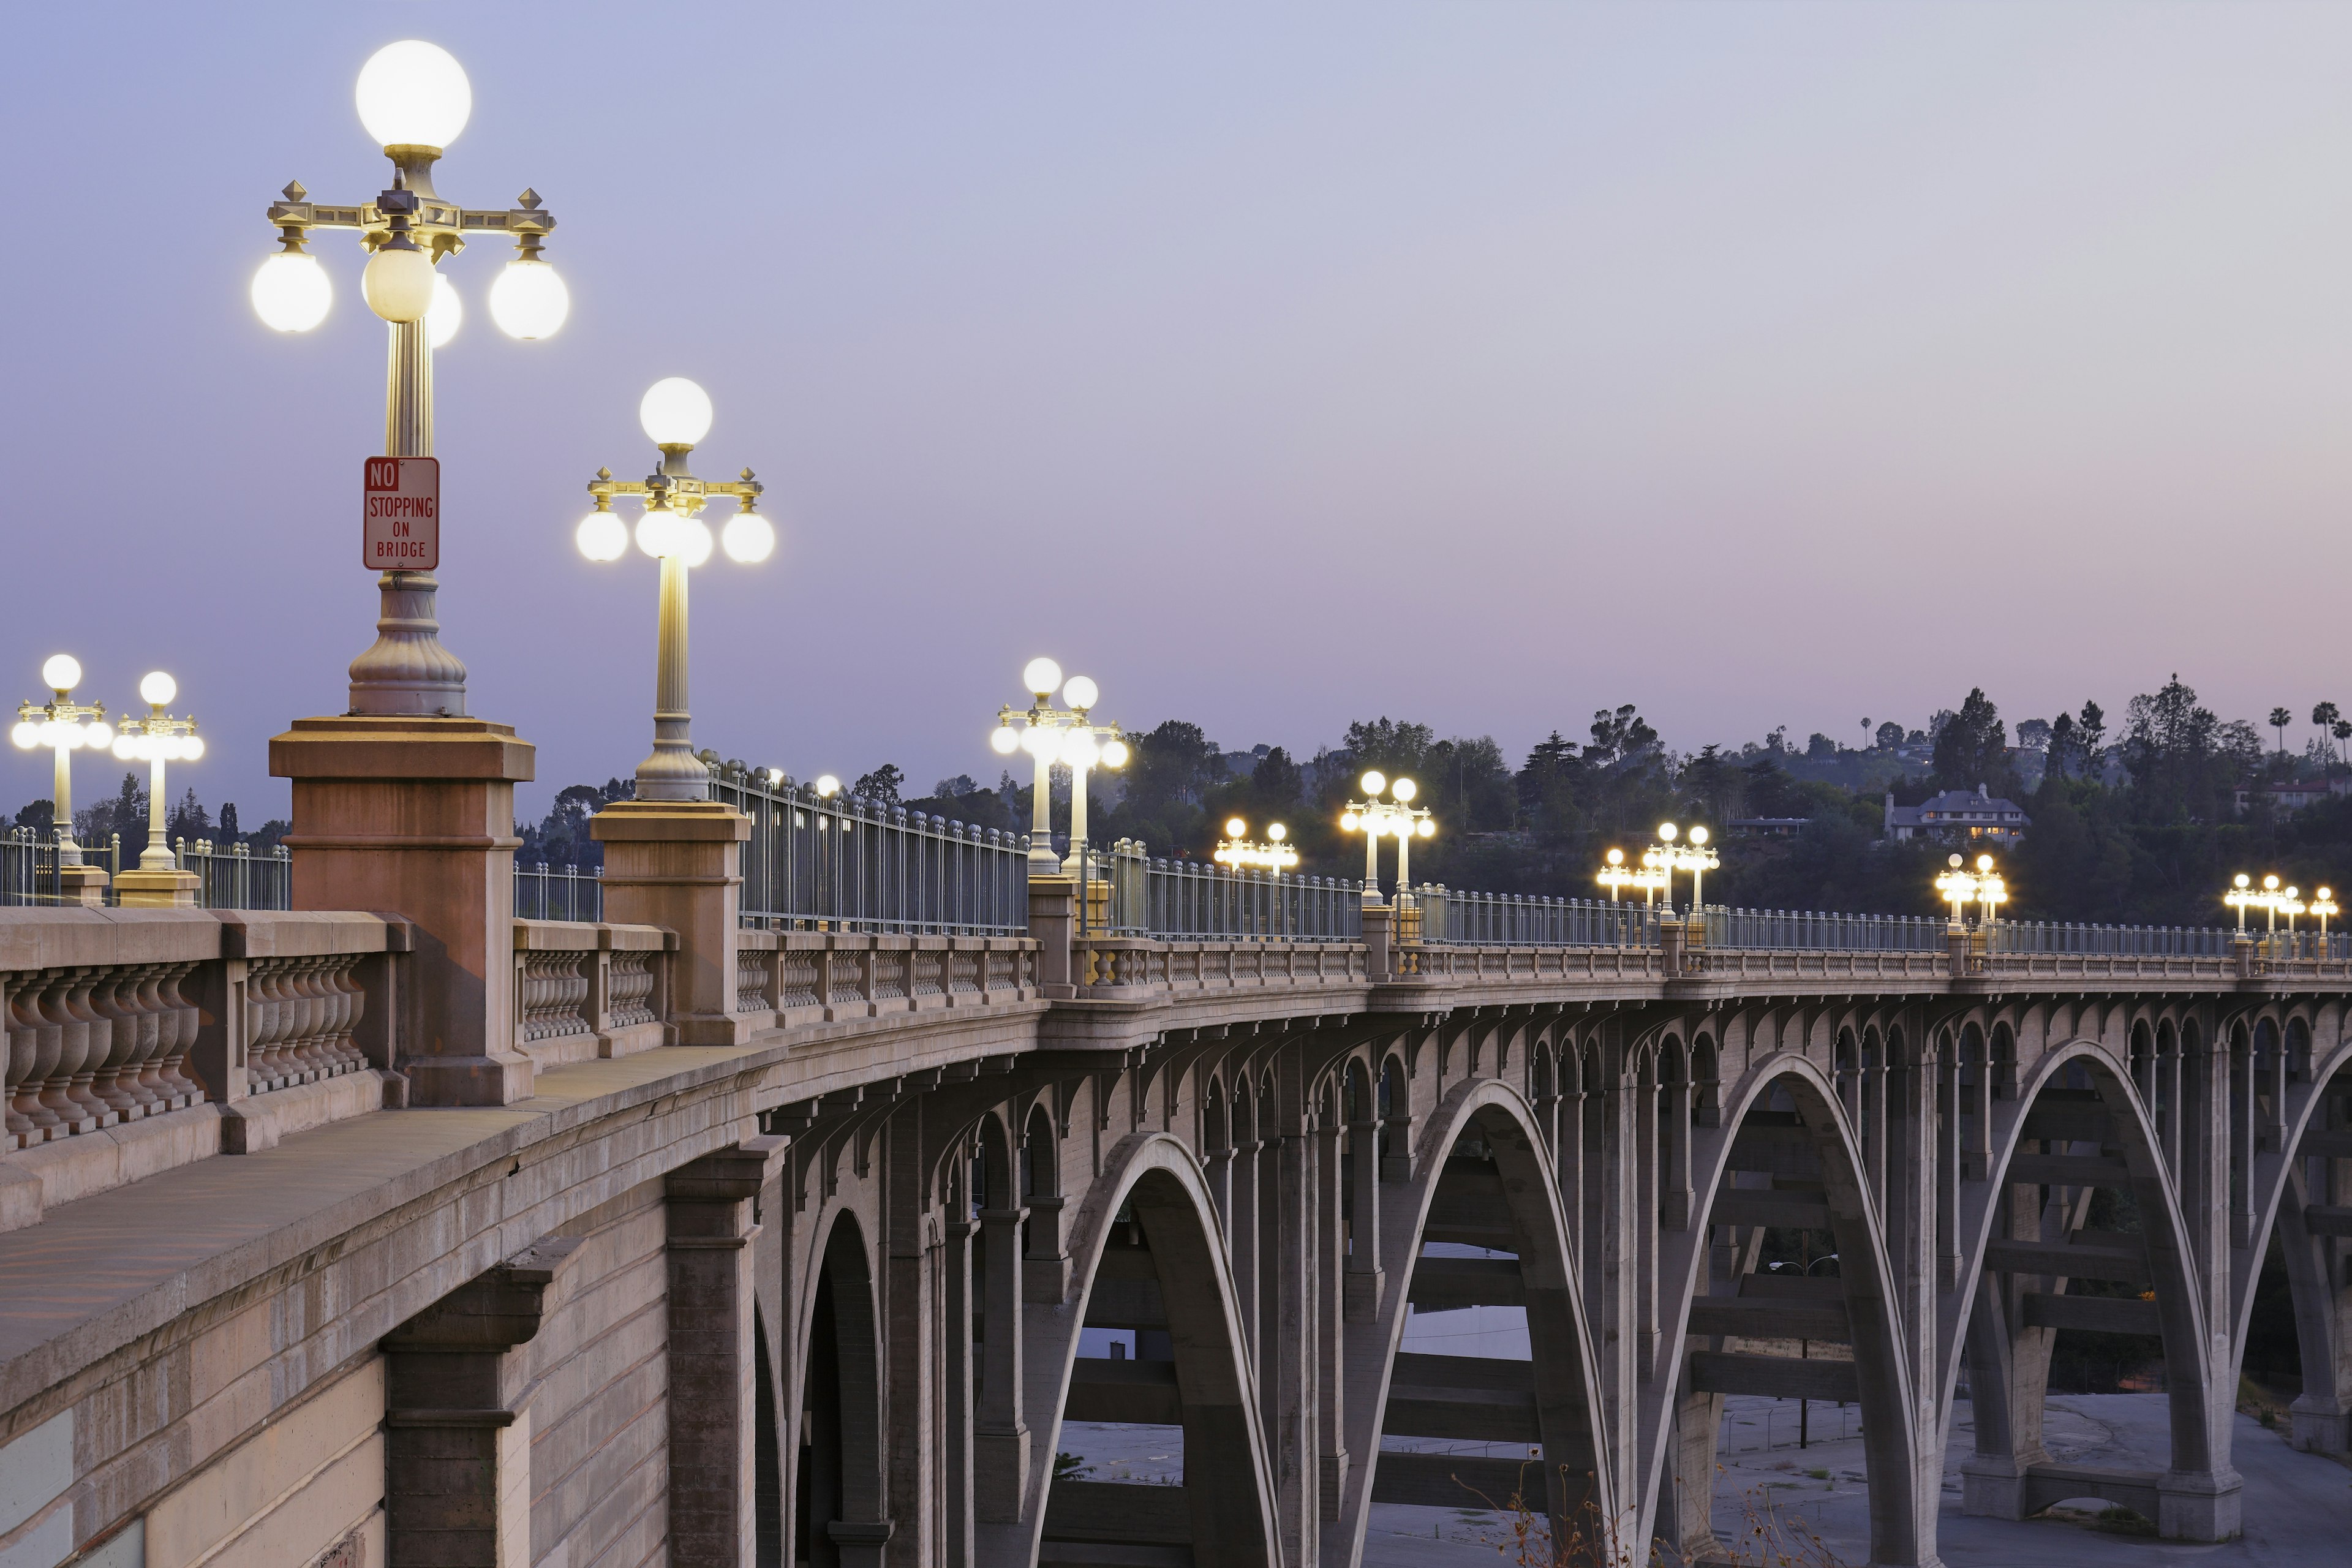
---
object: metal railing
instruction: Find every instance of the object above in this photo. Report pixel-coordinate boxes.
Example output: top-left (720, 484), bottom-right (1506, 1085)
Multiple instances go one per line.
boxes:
top-left (1079, 839), bottom-right (1364, 940)
top-left (175, 839), bottom-right (292, 911)
top-left (710, 767), bottom-right (1030, 935)
top-left (514, 861), bottom-right (604, 922)
top-left (1414, 886), bottom-right (1659, 947)
top-left (1701, 905), bottom-right (1947, 952)
top-left (1, 830), bottom-right (119, 906)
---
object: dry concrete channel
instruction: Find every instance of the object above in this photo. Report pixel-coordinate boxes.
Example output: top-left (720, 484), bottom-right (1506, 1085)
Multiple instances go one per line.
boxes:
top-left (1059, 1307), bottom-right (2352, 1567)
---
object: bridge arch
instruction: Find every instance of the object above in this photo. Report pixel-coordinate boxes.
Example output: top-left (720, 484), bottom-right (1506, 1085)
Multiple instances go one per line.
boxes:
top-left (1018, 1131), bottom-right (1280, 1568)
top-left (793, 1206), bottom-right (888, 1566)
top-left (1943, 1034), bottom-right (2228, 1539)
top-left (1334, 1075), bottom-right (1616, 1566)
top-left (1653, 1054), bottom-right (1928, 1567)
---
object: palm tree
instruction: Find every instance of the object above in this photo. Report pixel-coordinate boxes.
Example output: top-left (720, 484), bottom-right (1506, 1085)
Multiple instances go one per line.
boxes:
top-left (2271, 706), bottom-right (2294, 760)
top-left (2316, 702), bottom-right (2344, 770)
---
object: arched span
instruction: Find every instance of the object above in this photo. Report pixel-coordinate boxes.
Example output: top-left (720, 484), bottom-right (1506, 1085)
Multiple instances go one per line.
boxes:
top-left (2231, 1022), bottom-right (2352, 1365)
top-left (791, 1205), bottom-right (887, 1567)
top-left (1334, 1076), bottom-right (1617, 1567)
top-left (1012, 1132), bottom-right (1281, 1568)
top-left (1941, 1038), bottom-right (2223, 1506)
top-left (1653, 1054), bottom-right (1929, 1567)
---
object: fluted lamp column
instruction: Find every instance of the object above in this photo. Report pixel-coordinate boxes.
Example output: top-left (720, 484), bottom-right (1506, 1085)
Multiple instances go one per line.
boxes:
top-left (583, 378), bottom-right (778, 1049)
top-left (111, 673), bottom-right (207, 907)
top-left (10, 654), bottom-right (113, 905)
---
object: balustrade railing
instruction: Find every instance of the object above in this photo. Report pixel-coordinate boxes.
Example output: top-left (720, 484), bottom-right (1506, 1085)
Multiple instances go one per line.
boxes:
top-left (1414, 887), bottom-right (1657, 947)
top-left (710, 766), bottom-right (1030, 935)
top-left (175, 839), bottom-right (292, 911)
top-left (1, 830), bottom-right (119, 906)
top-left (515, 861), bottom-right (604, 922)
top-left (1079, 839), bottom-right (1363, 940)
top-left (1700, 905), bottom-right (1948, 952)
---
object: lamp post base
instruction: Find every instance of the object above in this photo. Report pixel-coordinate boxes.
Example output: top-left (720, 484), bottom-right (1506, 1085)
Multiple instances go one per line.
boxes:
top-left (270, 714), bottom-right (535, 1106)
top-left (115, 868), bottom-right (200, 908)
top-left (53, 863), bottom-right (109, 908)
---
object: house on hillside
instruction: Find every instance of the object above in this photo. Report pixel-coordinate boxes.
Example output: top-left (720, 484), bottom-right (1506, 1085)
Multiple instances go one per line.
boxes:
top-left (1883, 783), bottom-right (2030, 843)
top-left (2232, 778), bottom-right (2352, 817)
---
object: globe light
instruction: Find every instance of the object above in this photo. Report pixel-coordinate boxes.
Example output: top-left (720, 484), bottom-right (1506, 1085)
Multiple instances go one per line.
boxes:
top-left (680, 517), bottom-right (714, 567)
top-left (251, 251), bottom-right (332, 332)
top-left (1065, 732), bottom-right (1100, 769)
top-left (2265, 874), bottom-right (2281, 891)
top-left (10, 722), bottom-right (36, 750)
top-left (1360, 771), bottom-right (1385, 796)
top-left (1101, 738), bottom-right (1129, 768)
top-left (363, 244), bottom-right (436, 323)
top-left (576, 511), bottom-right (628, 562)
top-left (1392, 777), bottom-right (1417, 803)
top-left (1063, 675), bottom-right (1099, 710)
top-left (83, 721), bottom-right (113, 750)
top-left (1227, 818), bottom-right (1248, 837)
top-left (1949, 854), bottom-right (1964, 869)
top-left (1659, 822), bottom-right (1678, 842)
top-left (1975, 854), bottom-right (1994, 873)
top-left (1689, 826), bottom-right (1709, 846)
top-left (721, 511), bottom-right (776, 564)
top-left (639, 377), bottom-right (714, 447)
top-left (815, 774), bottom-right (841, 797)
top-left (1268, 823), bottom-right (1287, 841)
top-left (1023, 658), bottom-right (1063, 697)
top-left (635, 507), bottom-right (681, 559)
top-left (1607, 847), bottom-right (1624, 865)
top-left (1417, 818), bottom-right (1436, 838)
top-left (184, 735), bottom-right (205, 761)
top-left (426, 271), bottom-right (462, 348)
top-left (41, 655), bottom-right (81, 692)
top-left (2235, 873), bottom-right (2252, 889)
top-left (111, 732), bottom-right (140, 761)
top-left (356, 40), bottom-right (472, 149)
top-left (488, 258), bottom-right (569, 339)
top-left (1341, 811), bottom-right (1360, 832)
top-left (138, 671), bottom-right (176, 707)
top-left (990, 724), bottom-right (1022, 756)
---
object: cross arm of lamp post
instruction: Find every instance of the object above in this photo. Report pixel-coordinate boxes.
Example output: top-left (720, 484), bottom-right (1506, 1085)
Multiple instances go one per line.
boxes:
top-left (586, 465), bottom-right (764, 515)
top-left (264, 181), bottom-right (557, 261)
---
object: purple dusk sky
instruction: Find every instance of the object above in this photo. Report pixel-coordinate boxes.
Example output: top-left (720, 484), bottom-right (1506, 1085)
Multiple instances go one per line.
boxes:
top-left (6, 4), bottom-right (2351, 823)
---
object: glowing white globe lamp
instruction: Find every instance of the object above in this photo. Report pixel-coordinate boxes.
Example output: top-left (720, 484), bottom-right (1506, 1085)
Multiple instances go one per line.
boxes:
top-left (252, 251), bottom-right (332, 331)
top-left (639, 378), bottom-right (715, 448)
top-left (488, 258), bottom-right (568, 339)
top-left (356, 41), bottom-right (473, 149)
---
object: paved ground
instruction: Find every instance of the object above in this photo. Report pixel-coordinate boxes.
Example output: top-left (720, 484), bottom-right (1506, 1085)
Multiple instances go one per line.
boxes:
top-left (1058, 1392), bottom-right (2352, 1566)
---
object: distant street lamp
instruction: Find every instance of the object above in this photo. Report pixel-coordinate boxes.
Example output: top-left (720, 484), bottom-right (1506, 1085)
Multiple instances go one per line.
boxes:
top-left (111, 673), bottom-right (204, 874)
top-left (2226, 873), bottom-right (2262, 931)
top-left (2312, 886), bottom-right (2337, 940)
top-left (1341, 772), bottom-right (1433, 906)
top-left (1215, 818), bottom-right (1298, 872)
top-left (11, 656), bottom-right (112, 869)
top-left (1934, 853), bottom-right (2007, 928)
top-left (2263, 873), bottom-right (2284, 933)
top-left (254, 40), bottom-right (570, 715)
top-left (1596, 846), bottom-right (1637, 901)
top-left (574, 379), bottom-right (771, 800)
top-left (2277, 885), bottom-right (2305, 933)
top-left (989, 660), bottom-right (1128, 876)
top-left (1651, 822), bottom-right (1719, 912)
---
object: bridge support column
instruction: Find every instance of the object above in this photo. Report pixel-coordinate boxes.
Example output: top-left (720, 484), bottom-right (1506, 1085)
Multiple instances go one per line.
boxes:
top-left (271, 716), bottom-right (536, 1106)
top-left (1315, 1116), bottom-right (1348, 1516)
top-left (1268, 1116), bottom-right (1319, 1561)
top-left (973, 1204), bottom-right (1031, 1515)
top-left (665, 1136), bottom-right (790, 1567)
top-left (381, 1237), bottom-right (584, 1566)
top-left (2286, 1145), bottom-right (2352, 1455)
top-left (592, 799), bottom-right (753, 1045)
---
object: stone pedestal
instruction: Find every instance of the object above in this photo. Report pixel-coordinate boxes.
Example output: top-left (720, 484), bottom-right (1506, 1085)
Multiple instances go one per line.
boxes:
top-left (54, 864), bottom-right (108, 907)
top-left (113, 868), bottom-right (200, 908)
top-left (1027, 875), bottom-right (1077, 998)
top-left (1360, 900), bottom-right (1392, 982)
top-left (271, 715), bottom-right (535, 1106)
top-left (592, 799), bottom-right (751, 1046)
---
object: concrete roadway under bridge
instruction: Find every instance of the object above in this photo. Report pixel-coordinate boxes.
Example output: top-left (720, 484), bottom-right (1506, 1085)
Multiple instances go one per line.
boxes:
top-left (4, 760), bottom-right (2352, 1567)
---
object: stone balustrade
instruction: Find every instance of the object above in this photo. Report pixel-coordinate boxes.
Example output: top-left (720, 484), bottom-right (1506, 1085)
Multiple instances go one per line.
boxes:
top-left (0, 908), bottom-right (409, 1230)
top-left (734, 929), bottom-right (1040, 1031)
top-left (512, 918), bottom-right (677, 1067)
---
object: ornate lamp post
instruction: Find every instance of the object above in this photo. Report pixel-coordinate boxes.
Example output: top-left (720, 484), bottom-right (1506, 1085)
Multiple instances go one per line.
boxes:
top-left (1596, 846), bottom-right (1636, 901)
top-left (1972, 853), bottom-right (2007, 926)
top-left (1215, 819), bottom-right (1298, 872)
top-left (1935, 854), bottom-right (1980, 929)
top-left (2226, 873), bottom-right (2263, 932)
top-left (2312, 886), bottom-right (2337, 941)
top-left (110, 673), bottom-right (206, 907)
top-left (253, 40), bottom-right (570, 715)
top-left (575, 379), bottom-right (773, 800)
top-left (1341, 772), bottom-right (1432, 905)
top-left (1653, 822), bottom-right (1719, 912)
top-left (12, 656), bottom-right (113, 897)
top-left (988, 660), bottom-right (1127, 877)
